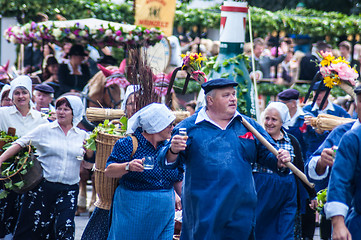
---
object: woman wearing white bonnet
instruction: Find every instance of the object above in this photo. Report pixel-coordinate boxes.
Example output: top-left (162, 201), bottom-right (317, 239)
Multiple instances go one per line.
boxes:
top-left (105, 103), bottom-right (183, 240)
top-left (0, 84), bottom-right (12, 107)
top-left (0, 75), bottom-right (48, 240)
top-left (0, 95), bottom-right (93, 239)
top-left (252, 101), bottom-right (302, 239)
top-left (121, 85), bottom-right (140, 118)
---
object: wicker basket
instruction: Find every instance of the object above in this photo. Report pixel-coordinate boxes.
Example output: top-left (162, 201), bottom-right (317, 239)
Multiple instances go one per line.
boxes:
top-left (0, 146), bottom-right (43, 194)
top-left (94, 132), bottom-right (123, 210)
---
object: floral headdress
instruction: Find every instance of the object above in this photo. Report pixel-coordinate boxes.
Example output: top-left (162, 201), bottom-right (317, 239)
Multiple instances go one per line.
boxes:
top-left (181, 52), bottom-right (207, 84)
top-left (153, 72), bottom-right (174, 97)
top-left (97, 59), bottom-right (130, 88)
top-left (0, 60), bottom-right (10, 81)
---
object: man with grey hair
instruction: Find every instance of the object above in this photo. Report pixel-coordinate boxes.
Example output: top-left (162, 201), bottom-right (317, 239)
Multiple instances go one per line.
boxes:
top-left (33, 83), bottom-right (55, 113)
top-left (159, 78), bottom-right (291, 239)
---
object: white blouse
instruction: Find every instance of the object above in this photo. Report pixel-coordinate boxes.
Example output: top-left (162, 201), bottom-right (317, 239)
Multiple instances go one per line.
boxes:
top-left (15, 121), bottom-right (89, 185)
top-left (0, 106), bottom-right (48, 137)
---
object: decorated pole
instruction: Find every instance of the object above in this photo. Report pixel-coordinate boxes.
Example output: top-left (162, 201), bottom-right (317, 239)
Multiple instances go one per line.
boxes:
top-left (208, 1), bottom-right (256, 118)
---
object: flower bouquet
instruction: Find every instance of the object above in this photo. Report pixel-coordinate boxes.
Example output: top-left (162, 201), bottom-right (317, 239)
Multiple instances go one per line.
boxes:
top-left (318, 51), bottom-right (358, 97)
top-left (181, 52), bottom-right (208, 84)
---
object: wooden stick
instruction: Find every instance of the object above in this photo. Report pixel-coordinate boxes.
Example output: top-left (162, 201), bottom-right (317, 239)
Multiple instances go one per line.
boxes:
top-left (242, 118), bottom-right (315, 188)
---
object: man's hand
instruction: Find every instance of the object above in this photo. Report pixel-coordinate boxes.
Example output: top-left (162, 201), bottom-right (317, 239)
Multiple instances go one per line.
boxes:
top-left (309, 199), bottom-right (318, 210)
top-left (170, 135), bottom-right (187, 154)
top-left (316, 148), bottom-right (334, 175)
top-left (277, 149), bottom-right (291, 168)
top-left (331, 215), bottom-right (352, 240)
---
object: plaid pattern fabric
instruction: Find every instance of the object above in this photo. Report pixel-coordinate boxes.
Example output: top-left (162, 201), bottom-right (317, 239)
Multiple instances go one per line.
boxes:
top-left (252, 129), bottom-right (295, 174)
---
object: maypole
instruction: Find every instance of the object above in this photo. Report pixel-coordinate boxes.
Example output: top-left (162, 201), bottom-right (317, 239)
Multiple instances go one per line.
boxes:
top-left (207, 1), bottom-right (257, 118)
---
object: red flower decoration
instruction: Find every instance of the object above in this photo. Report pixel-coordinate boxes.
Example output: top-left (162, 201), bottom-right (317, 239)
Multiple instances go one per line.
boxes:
top-left (299, 123), bottom-right (307, 133)
top-left (239, 132), bottom-right (254, 140)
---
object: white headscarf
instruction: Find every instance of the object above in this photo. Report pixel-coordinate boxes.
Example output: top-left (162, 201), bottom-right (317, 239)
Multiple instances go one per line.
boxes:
top-left (0, 84), bottom-right (11, 103)
top-left (126, 103), bottom-right (175, 134)
top-left (121, 85), bottom-right (140, 110)
top-left (63, 96), bottom-right (84, 126)
top-left (265, 102), bottom-right (291, 127)
top-left (9, 75), bottom-right (33, 100)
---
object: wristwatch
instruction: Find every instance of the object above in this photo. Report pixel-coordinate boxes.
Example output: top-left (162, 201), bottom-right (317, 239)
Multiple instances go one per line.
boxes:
top-left (125, 162), bottom-right (130, 171)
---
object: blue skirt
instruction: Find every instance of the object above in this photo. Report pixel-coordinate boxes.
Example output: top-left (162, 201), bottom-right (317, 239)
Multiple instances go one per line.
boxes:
top-left (107, 185), bottom-right (175, 240)
top-left (253, 172), bottom-right (297, 240)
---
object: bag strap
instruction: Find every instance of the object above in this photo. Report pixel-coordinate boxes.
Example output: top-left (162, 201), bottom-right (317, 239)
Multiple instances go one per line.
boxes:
top-left (130, 135), bottom-right (138, 158)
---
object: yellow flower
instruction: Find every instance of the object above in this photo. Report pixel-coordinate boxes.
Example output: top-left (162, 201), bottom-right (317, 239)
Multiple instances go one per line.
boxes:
top-left (320, 55), bottom-right (335, 67)
top-left (332, 57), bottom-right (349, 65)
top-left (323, 76), bottom-right (335, 88)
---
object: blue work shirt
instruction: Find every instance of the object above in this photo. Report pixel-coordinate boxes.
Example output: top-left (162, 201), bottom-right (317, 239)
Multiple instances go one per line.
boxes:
top-left (159, 108), bottom-right (279, 240)
top-left (325, 124), bottom-right (361, 239)
top-left (305, 121), bottom-right (356, 192)
top-left (303, 101), bottom-right (351, 159)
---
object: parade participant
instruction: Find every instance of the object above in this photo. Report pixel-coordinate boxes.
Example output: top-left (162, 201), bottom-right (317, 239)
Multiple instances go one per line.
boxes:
top-left (0, 84), bottom-right (12, 107)
top-left (0, 75), bottom-right (48, 239)
top-left (159, 78), bottom-right (291, 239)
top-left (253, 102), bottom-right (297, 239)
top-left (278, 89), bottom-right (318, 239)
top-left (0, 96), bottom-right (93, 239)
top-left (305, 86), bottom-right (361, 239)
top-left (81, 84), bottom-right (140, 240)
top-left (33, 83), bottom-right (55, 113)
top-left (57, 44), bottom-right (90, 97)
top-left (324, 126), bottom-right (361, 239)
top-left (105, 103), bottom-right (183, 240)
top-left (303, 81), bottom-right (350, 158)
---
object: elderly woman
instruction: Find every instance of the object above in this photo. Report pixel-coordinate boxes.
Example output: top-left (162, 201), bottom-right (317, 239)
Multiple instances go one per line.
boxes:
top-left (0, 96), bottom-right (92, 239)
top-left (0, 84), bottom-right (12, 107)
top-left (0, 75), bottom-right (48, 239)
top-left (253, 102), bottom-right (298, 240)
top-left (105, 103), bottom-right (183, 240)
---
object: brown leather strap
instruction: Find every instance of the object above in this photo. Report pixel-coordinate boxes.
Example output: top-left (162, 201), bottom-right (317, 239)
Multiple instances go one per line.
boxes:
top-left (130, 136), bottom-right (138, 158)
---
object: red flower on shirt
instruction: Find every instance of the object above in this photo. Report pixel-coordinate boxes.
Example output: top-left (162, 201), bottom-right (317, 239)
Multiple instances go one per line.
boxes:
top-left (239, 132), bottom-right (254, 140)
top-left (299, 123), bottom-right (307, 133)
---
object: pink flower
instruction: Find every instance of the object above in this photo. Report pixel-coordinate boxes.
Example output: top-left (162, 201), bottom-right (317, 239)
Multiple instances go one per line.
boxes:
top-left (338, 68), bottom-right (358, 85)
top-left (331, 62), bottom-right (358, 84)
top-left (73, 29), bottom-right (80, 36)
top-left (145, 29), bottom-right (150, 34)
top-left (115, 30), bottom-right (122, 36)
top-left (320, 66), bottom-right (331, 77)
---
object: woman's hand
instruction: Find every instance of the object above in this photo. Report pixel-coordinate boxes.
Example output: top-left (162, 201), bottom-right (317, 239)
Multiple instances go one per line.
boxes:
top-left (128, 158), bottom-right (145, 172)
top-left (277, 149), bottom-right (291, 168)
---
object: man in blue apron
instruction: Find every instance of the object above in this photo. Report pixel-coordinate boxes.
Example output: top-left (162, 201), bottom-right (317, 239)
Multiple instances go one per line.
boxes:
top-left (159, 78), bottom-right (291, 240)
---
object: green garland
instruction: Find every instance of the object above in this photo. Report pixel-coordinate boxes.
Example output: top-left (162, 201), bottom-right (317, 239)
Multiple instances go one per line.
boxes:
top-left (2, 1), bottom-right (361, 39)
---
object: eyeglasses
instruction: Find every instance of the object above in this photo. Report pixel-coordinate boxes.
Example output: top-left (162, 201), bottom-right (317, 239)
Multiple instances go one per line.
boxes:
top-left (167, 122), bottom-right (176, 128)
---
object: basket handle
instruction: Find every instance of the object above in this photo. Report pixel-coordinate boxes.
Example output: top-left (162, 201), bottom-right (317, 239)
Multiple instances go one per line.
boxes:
top-left (0, 144), bottom-right (32, 180)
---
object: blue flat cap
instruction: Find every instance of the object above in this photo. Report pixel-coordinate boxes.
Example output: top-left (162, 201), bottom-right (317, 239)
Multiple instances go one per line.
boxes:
top-left (354, 85), bottom-right (361, 95)
top-left (201, 78), bottom-right (238, 94)
top-left (312, 81), bottom-right (328, 91)
top-left (277, 89), bottom-right (299, 101)
top-left (34, 83), bottom-right (54, 94)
